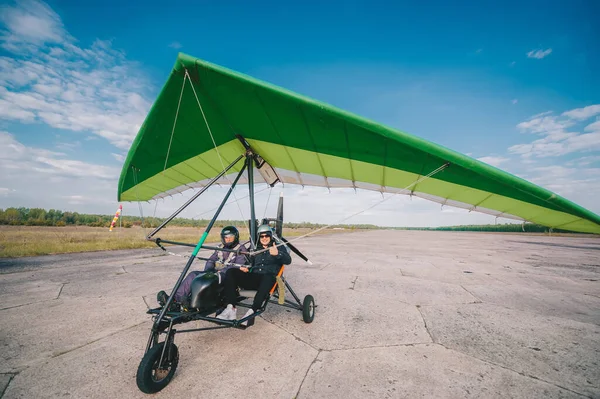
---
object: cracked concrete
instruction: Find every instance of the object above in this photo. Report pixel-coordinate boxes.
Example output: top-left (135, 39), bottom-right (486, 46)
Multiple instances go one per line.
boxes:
top-left (0, 231), bottom-right (599, 398)
top-left (0, 374), bottom-right (14, 398)
top-left (55, 282), bottom-right (66, 299)
top-left (416, 305), bottom-right (436, 343)
top-left (295, 350), bottom-right (323, 398)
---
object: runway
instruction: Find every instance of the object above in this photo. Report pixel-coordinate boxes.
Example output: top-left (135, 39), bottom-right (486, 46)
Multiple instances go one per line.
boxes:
top-left (1, 230), bottom-right (599, 398)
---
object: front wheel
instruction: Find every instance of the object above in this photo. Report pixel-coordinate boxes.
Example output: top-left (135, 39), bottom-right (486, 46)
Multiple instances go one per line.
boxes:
top-left (302, 295), bottom-right (315, 323)
top-left (136, 342), bottom-right (179, 394)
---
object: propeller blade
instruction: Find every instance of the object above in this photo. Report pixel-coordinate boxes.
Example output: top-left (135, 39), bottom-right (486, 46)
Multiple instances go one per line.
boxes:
top-left (276, 192), bottom-right (283, 238)
top-left (281, 236), bottom-right (312, 265)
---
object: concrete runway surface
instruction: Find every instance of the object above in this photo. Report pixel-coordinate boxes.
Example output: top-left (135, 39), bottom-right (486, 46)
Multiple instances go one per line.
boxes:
top-left (0, 230), bottom-right (599, 398)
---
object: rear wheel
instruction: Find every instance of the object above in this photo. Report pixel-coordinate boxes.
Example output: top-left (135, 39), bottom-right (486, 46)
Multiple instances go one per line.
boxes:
top-left (302, 295), bottom-right (315, 323)
top-left (136, 342), bottom-right (179, 394)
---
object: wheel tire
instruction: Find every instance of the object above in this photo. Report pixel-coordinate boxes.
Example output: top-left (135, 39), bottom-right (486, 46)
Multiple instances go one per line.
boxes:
top-left (136, 342), bottom-right (179, 394)
top-left (302, 295), bottom-right (315, 323)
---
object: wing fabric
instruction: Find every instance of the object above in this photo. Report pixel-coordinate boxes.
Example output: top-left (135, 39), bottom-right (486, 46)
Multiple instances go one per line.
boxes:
top-left (117, 53), bottom-right (600, 234)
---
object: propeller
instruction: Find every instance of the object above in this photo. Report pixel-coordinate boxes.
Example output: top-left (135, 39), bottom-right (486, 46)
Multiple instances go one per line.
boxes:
top-left (276, 192), bottom-right (283, 238)
top-left (270, 192), bottom-right (312, 265)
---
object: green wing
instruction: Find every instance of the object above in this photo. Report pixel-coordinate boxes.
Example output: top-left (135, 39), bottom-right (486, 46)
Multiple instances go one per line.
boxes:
top-left (118, 53), bottom-right (600, 234)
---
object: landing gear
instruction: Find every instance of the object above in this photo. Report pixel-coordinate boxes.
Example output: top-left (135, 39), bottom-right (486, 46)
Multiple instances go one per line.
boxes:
top-left (136, 340), bottom-right (179, 394)
top-left (303, 295), bottom-right (315, 323)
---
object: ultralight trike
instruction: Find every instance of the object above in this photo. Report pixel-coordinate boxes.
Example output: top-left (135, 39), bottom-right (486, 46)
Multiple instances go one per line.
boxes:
top-left (135, 137), bottom-right (316, 394)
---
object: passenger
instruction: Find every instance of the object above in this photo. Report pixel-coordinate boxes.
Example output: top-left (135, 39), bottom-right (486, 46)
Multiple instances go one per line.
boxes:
top-left (217, 224), bottom-right (292, 326)
top-left (157, 225), bottom-right (249, 309)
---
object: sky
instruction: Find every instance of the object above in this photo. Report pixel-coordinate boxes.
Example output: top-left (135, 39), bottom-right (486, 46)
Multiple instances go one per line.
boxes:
top-left (1, 0), bottom-right (599, 228)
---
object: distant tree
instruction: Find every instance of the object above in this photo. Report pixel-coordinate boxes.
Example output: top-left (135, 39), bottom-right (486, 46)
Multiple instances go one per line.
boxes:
top-left (28, 208), bottom-right (46, 223)
top-left (62, 212), bottom-right (76, 225)
top-left (4, 208), bottom-right (21, 224)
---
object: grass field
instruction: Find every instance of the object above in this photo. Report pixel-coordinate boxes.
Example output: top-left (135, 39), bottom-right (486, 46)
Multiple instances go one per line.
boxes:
top-left (0, 225), bottom-right (347, 258)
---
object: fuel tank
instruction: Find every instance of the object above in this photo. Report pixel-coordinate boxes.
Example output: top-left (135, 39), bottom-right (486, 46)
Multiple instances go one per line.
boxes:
top-left (189, 271), bottom-right (221, 310)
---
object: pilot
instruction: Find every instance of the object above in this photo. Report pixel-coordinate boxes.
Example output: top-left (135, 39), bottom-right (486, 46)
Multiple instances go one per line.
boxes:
top-left (217, 224), bottom-right (292, 326)
top-left (157, 225), bottom-right (249, 309)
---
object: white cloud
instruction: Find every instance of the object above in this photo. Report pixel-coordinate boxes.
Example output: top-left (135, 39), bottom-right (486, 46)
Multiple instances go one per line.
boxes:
top-left (0, 97), bottom-right (37, 121)
top-left (527, 48), bottom-right (552, 59)
top-left (562, 105), bottom-right (600, 121)
top-left (525, 166), bottom-right (600, 206)
top-left (510, 105), bottom-right (600, 158)
top-left (0, 0), bottom-right (153, 150)
top-left (585, 120), bottom-right (600, 132)
top-left (63, 194), bottom-right (85, 205)
top-left (528, 110), bottom-right (553, 119)
top-left (55, 141), bottom-right (81, 151)
top-left (0, 130), bottom-right (122, 213)
top-left (111, 153), bottom-right (125, 163)
top-left (477, 156), bottom-right (509, 167)
top-left (566, 155), bottom-right (600, 167)
top-left (0, 0), bottom-right (72, 48)
top-left (0, 131), bottom-right (119, 180)
top-left (169, 41), bottom-right (182, 49)
top-left (0, 187), bottom-right (16, 197)
top-left (516, 115), bottom-right (574, 134)
top-left (509, 132), bottom-right (600, 158)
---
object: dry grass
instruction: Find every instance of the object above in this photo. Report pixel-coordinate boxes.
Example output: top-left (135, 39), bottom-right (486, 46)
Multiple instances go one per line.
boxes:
top-left (0, 225), bottom-right (349, 258)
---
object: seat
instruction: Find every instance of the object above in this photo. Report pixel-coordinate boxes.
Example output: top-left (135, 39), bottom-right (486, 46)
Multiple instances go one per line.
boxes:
top-left (238, 265), bottom-right (285, 299)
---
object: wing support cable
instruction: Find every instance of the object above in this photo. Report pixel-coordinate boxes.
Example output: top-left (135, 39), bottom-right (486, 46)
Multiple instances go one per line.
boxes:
top-left (156, 72), bottom-right (202, 194)
top-left (145, 154), bottom-right (245, 240)
top-left (185, 68), bottom-right (249, 231)
top-left (190, 184), bottom-right (272, 220)
top-left (249, 162), bottom-right (451, 257)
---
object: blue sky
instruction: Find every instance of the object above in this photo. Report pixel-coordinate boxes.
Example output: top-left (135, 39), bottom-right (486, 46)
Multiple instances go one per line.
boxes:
top-left (1, 0), bottom-right (599, 227)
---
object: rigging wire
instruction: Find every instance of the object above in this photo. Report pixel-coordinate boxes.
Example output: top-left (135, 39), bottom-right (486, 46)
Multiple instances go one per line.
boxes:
top-left (129, 68), bottom-right (448, 259)
top-left (250, 162), bottom-right (450, 256)
top-left (134, 73), bottom-right (187, 236)
top-left (163, 74), bottom-right (187, 173)
top-left (188, 184), bottom-right (272, 220)
top-left (185, 69), bottom-right (249, 231)
top-left (263, 185), bottom-right (273, 219)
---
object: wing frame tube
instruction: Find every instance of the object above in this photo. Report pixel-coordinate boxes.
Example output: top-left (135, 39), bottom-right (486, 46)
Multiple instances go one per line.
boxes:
top-left (146, 154), bottom-right (245, 240)
top-left (151, 159), bottom-right (248, 332)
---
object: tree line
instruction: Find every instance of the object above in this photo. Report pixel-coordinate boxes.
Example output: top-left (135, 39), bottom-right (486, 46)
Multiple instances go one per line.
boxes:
top-left (0, 207), bottom-right (587, 234)
top-left (0, 207), bottom-right (379, 229)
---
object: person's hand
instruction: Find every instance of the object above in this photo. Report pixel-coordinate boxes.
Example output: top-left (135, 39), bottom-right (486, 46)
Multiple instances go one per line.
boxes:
top-left (269, 242), bottom-right (278, 256)
top-left (240, 266), bottom-right (249, 273)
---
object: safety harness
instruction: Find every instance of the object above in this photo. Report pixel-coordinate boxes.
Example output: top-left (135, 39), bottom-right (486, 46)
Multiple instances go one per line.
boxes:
top-left (214, 243), bottom-right (240, 271)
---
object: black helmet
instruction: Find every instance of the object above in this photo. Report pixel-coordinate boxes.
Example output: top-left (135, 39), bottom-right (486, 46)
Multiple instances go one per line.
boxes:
top-left (220, 226), bottom-right (239, 248)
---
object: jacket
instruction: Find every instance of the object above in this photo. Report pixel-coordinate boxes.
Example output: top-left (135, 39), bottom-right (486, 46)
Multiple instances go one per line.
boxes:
top-left (204, 243), bottom-right (249, 276)
top-left (250, 241), bottom-right (292, 275)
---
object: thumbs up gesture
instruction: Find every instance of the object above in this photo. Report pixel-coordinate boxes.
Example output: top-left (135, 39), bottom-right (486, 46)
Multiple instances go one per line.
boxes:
top-left (269, 241), bottom-right (279, 256)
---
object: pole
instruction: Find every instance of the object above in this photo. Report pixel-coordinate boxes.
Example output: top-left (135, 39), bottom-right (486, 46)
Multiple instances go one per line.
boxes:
top-left (247, 154), bottom-right (257, 249)
top-left (153, 160), bottom-right (248, 327)
top-left (146, 154), bottom-right (244, 240)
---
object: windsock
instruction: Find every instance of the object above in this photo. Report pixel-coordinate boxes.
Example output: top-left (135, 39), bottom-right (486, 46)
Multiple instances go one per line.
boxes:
top-left (109, 204), bottom-right (122, 231)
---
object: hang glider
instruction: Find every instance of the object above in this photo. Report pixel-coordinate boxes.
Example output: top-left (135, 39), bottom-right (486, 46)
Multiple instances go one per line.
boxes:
top-left (118, 53), bottom-right (600, 234)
